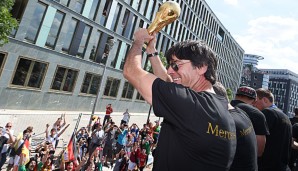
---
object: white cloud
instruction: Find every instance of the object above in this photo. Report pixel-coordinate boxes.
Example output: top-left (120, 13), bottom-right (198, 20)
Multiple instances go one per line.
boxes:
top-left (224, 0), bottom-right (238, 6)
top-left (235, 16), bottom-right (298, 73)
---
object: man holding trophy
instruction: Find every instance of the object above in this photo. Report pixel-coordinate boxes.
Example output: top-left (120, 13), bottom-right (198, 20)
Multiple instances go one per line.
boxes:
top-left (123, 1), bottom-right (236, 170)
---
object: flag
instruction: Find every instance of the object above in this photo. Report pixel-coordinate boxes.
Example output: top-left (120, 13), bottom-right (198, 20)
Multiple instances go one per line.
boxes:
top-left (21, 139), bottom-right (30, 165)
top-left (65, 133), bottom-right (76, 162)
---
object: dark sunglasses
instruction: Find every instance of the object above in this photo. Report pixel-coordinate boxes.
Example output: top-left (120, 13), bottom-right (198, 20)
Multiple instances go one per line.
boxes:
top-left (6, 125), bottom-right (12, 128)
top-left (166, 61), bottom-right (191, 71)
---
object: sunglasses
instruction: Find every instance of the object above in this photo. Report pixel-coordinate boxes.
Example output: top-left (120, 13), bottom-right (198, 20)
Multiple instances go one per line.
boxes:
top-left (6, 125), bottom-right (12, 128)
top-left (167, 61), bottom-right (191, 71)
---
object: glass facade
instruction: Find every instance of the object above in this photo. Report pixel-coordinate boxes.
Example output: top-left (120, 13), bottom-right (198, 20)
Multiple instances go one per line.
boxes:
top-left (0, 0), bottom-right (244, 111)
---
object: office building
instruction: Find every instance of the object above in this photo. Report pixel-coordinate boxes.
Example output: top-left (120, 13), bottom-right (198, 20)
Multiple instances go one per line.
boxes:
top-left (261, 69), bottom-right (298, 117)
top-left (0, 0), bottom-right (244, 112)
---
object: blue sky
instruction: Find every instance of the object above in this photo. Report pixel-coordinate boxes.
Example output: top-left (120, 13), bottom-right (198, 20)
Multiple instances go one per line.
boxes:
top-left (205, 0), bottom-right (298, 74)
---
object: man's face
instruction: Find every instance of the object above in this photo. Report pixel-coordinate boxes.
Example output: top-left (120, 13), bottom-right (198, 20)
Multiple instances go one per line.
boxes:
top-left (253, 97), bottom-right (266, 110)
top-left (167, 56), bottom-right (203, 88)
top-left (5, 123), bottom-right (12, 130)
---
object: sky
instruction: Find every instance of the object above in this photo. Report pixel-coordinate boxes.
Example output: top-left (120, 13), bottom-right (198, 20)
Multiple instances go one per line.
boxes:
top-left (205, 0), bottom-right (298, 74)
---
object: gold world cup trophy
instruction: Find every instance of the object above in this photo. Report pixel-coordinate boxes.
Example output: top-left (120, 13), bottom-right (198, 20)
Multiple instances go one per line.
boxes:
top-left (147, 1), bottom-right (181, 35)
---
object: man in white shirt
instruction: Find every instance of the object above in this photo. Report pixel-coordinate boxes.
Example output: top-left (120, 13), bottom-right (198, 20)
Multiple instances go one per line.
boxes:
top-left (121, 109), bottom-right (130, 125)
top-left (0, 122), bottom-right (15, 169)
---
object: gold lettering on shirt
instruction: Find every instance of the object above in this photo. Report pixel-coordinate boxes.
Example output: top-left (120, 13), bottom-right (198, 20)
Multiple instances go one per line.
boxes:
top-left (240, 125), bottom-right (253, 137)
top-left (206, 122), bottom-right (236, 140)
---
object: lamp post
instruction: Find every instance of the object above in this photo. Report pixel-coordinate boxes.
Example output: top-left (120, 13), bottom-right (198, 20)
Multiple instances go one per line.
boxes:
top-left (88, 39), bottom-right (115, 132)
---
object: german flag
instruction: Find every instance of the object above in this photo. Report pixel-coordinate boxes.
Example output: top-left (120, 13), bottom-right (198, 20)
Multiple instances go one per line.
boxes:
top-left (21, 139), bottom-right (30, 165)
top-left (65, 133), bottom-right (76, 162)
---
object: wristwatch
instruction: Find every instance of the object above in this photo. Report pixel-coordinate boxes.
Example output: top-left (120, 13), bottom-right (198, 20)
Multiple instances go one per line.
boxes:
top-left (147, 52), bottom-right (159, 58)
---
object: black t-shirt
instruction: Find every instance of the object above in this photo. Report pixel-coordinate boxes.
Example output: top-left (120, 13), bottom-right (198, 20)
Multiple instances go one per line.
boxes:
top-left (293, 123), bottom-right (298, 139)
top-left (290, 117), bottom-right (298, 125)
top-left (258, 107), bottom-right (292, 171)
top-left (152, 78), bottom-right (236, 171)
top-left (229, 107), bottom-right (257, 171)
top-left (231, 100), bottom-right (269, 136)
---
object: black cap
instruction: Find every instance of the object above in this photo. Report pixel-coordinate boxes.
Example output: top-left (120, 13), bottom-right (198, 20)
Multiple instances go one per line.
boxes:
top-left (236, 86), bottom-right (257, 99)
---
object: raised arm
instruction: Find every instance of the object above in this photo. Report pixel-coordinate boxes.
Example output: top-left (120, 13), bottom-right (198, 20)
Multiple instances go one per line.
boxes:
top-left (57, 124), bottom-right (70, 137)
top-left (146, 33), bottom-right (172, 82)
top-left (123, 28), bottom-right (157, 105)
top-left (45, 124), bottom-right (49, 138)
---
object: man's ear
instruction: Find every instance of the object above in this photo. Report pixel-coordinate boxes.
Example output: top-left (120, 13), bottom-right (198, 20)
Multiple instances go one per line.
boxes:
top-left (263, 97), bottom-right (269, 104)
top-left (196, 65), bottom-right (208, 75)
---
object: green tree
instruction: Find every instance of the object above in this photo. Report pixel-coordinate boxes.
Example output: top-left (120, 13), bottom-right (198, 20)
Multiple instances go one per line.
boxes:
top-left (0, 0), bottom-right (18, 46)
top-left (226, 88), bottom-right (233, 102)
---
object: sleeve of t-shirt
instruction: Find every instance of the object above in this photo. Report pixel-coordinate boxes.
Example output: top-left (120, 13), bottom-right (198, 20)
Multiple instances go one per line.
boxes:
top-left (249, 107), bottom-right (270, 135)
top-left (152, 78), bottom-right (201, 126)
top-left (237, 104), bottom-right (270, 136)
top-left (261, 108), bottom-right (277, 131)
top-left (293, 123), bottom-right (298, 139)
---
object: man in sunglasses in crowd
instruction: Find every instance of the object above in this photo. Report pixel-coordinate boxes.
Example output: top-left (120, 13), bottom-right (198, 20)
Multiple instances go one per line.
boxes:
top-left (0, 122), bottom-right (15, 169)
top-left (123, 28), bottom-right (236, 171)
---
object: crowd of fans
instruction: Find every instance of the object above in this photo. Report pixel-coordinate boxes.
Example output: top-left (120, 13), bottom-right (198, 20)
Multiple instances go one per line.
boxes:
top-left (0, 107), bottom-right (161, 171)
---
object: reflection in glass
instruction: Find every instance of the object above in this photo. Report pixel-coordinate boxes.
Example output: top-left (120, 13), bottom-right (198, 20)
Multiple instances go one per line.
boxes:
top-left (111, 4), bottom-right (122, 32)
top-left (89, 30), bottom-right (102, 61)
top-left (89, 0), bottom-right (100, 20)
top-left (62, 18), bottom-right (78, 53)
top-left (74, 0), bottom-right (85, 14)
top-left (62, 69), bottom-right (77, 92)
top-left (101, 36), bottom-right (115, 65)
top-left (0, 53), bottom-right (5, 76)
top-left (100, 0), bottom-right (112, 26)
top-left (103, 77), bottom-right (120, 97)
top-left (121, 82), bottom-right (134, 99)
top-left (127, 15), bottom-right (137, 39)
top-left (25, 2), bottom-right (47, 43)
top-left (81, 73), bottom-right (101, 95)
top-left (51, 67), bottom-right (66, 90)
top-left (11, 58), bottom-right (47, 89)
top-left (120, 10), bottom-right (129, 35)
top-left (27, 62), bottom-right (47, 88)
top-left (77, 25), bottom-right (92, 58)
top-left (45, 11), bottom-right (65, 49)
top-left (51, 67), bottom-right (78, 92)
top-left (12, 58), bottom-right (30, 86)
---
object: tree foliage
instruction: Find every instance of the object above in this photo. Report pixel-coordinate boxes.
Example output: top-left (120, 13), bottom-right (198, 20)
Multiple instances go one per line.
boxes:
top-left (0, 0), bottom-right (18, 46)
top-left (226, 88), bottom-right (233, 102)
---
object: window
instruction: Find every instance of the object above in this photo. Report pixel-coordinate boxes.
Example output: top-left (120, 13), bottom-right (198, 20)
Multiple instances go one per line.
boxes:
top-left (62, 18), bottom-right (78, 53)
top-left (100, 0), bottom-right (112, 25)
top-left (10, 0), bottom-right (29, 36)
top-left (53, 0), bottom-right (69, 6)
top-left (89, 30), bottom-right (102, 61)
top-left (77, 25), bottom-right (92, 58)
top-left (88, 0), bottom-right (100, 20)
top-left (51, 66), bottom-right (78, 92)
top-left (120, 9), bottom-right (129, 35)
top-left (74, 0), bottom-right (86, 14)
top-left (45, 11), bottom-right (65, 49)
top-left (127, 15), bottom-right (137, 39)
top-left (25, 2), bottom-right (47, 43)
top-left (0, 52), bottom-right (7, 77)
top-left (101, 36), bottom-right (115, 65)
top-left (80, 73), bottom-right (102, 95)
top-left (111, 4), bottom-right (122, 32)
top-left (11, 57), bottom-right (48, 89)
top-left (120, 44), bottom-right (130, 70)
top-left (217, 27), bottom-right (225, 42)
top-left (103, 77), bottom-right (120, 97)
top-left (122, 81), bottom-right (134, 99)
top-left (136, 92), bottom-right (145, 101)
